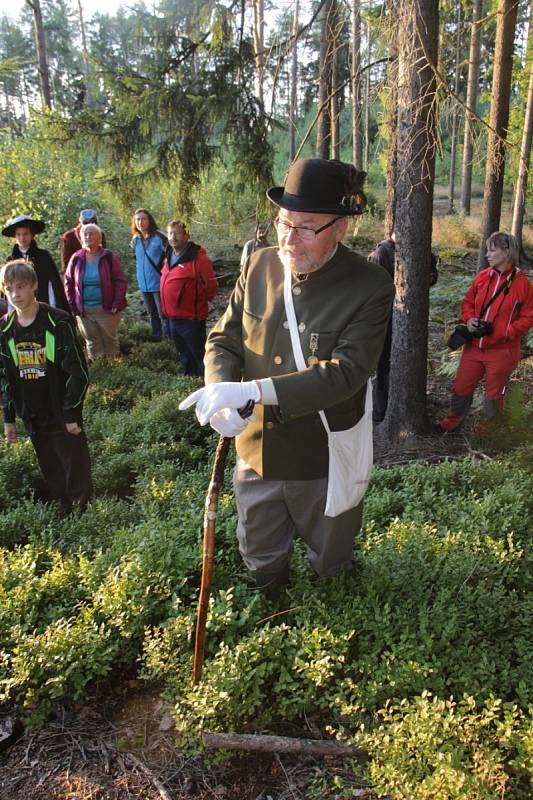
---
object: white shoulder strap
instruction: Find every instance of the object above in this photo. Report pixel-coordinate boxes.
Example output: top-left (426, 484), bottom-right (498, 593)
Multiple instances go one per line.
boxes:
top-left (283, 266), bottom-right (331, 435)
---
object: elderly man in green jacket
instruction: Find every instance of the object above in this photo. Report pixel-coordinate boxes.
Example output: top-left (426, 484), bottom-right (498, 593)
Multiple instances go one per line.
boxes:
top-left (180, 158), bottom-right (394, 600)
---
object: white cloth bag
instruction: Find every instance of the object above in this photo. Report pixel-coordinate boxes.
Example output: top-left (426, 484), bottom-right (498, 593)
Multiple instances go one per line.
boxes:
top-left (283, 266), bottom-right (373, 517)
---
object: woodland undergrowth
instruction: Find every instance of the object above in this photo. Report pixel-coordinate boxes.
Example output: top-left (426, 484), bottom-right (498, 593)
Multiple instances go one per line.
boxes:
top-left (0, 316), bottom-right (532, 800)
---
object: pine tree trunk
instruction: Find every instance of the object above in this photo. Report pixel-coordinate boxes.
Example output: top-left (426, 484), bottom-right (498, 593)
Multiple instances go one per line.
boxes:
top-left (252, 0), bottom-right (265, 107)
top-left (461, 0), bottom-right (483, 215)
top-left (364, 2), bottom-right (372, 169)
top-left (26, 0), bottom-right (52, 108)
top-left (317, 0), bottom-right (335, 158)
top-left (478, 0), bottom-right (518, 269)
top-left (384, 31), bottom-right (398, 237)
top-left (511, 37), bottom-right (533, 250)
top-left (382, 0), bottom-right (439, 439)
top-left (77, 0), bottom-right (91, 106)
top-left (330, 1), bottom-right (340, 159)
top-left (289, 0), bottom-right (299, 161)
top-left (448, 3), bottom-right (462, 213)
top-left (351, 0), bottom-right (363, 168)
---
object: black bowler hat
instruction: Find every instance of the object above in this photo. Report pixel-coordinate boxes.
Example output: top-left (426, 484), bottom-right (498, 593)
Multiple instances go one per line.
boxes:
top-left (267, 158), bottom-right (367, 216)
top-left (2, 214), bottom-right (46, 237)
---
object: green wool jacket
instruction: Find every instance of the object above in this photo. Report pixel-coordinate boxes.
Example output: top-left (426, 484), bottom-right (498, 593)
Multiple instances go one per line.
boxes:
top-left (205, 244), bottom-right (394, 480)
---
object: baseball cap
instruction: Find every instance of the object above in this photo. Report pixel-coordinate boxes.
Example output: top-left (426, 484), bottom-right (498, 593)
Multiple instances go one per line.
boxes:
top-left (79, 209), bottom-right (98, 223)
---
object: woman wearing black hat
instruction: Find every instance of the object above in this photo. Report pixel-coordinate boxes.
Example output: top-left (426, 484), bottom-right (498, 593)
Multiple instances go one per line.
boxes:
top-left (2, 215), bottom-right (69, 313)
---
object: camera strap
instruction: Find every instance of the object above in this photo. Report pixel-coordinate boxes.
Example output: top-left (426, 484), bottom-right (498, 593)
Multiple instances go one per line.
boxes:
top-left (479, 268), bottom-right (517, 319)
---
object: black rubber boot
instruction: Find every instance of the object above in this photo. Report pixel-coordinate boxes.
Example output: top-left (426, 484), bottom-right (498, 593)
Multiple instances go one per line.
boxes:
top-left (253, 564), bottom-right (290, 602)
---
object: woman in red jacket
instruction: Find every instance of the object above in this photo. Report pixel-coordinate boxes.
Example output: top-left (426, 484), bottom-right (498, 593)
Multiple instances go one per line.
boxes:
top-left (439, 232), bottom-right (533, 435)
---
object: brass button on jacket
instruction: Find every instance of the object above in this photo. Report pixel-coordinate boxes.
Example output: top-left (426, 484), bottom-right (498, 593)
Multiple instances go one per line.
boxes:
top-left (273, 355), bottom-right (283, 364)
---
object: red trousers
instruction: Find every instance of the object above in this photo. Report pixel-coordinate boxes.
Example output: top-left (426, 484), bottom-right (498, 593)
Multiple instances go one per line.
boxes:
top-left (441, 344), bottom-right (519, 431)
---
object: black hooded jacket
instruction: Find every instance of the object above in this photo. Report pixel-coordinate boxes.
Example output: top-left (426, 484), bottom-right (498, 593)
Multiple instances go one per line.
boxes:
top-left (10, 241), bottom-right (69, 313)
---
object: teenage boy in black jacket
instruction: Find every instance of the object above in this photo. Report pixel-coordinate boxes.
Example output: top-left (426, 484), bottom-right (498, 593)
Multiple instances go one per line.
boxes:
top-left (0, 260), bottom-right (93, 510)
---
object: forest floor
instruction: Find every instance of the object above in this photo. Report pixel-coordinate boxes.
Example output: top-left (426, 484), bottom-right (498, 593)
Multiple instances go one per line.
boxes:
top-left (1, 249), bottom-right (531, 800)
top-left (1, 695), bottom-right (378, 800)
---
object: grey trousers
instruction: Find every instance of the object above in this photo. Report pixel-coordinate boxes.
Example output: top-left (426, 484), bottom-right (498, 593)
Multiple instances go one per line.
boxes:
top-left (233, 459), bottom-right (363, 577)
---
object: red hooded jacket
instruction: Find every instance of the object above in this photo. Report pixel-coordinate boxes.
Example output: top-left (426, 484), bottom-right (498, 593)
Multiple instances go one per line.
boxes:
top-left (160, 242), bottom-right (218, 320)
top-left (461, 266), bottom-right (533, 353)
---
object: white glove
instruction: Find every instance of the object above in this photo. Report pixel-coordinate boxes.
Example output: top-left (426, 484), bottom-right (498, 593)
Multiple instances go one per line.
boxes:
top-left (179, 380), bottom-right (261, 426)
top-left (209, 408), bottom-right (251, 437)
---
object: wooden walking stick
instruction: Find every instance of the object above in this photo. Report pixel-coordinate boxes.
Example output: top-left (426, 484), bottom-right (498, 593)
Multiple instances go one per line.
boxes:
top-left (193, 401), bottom-right (255, 684)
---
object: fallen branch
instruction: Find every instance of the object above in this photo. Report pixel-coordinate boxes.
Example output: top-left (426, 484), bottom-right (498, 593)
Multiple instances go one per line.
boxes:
top-left (202, 732), bottom-right (368, 760)
top-left (124, 752), bottom-right (173, 800)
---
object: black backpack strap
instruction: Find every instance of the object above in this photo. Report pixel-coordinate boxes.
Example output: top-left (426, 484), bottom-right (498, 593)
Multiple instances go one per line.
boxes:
top-left (479, 269), bottom-right (517, 317)
top-left (141, 232), bottom-right (168, 274)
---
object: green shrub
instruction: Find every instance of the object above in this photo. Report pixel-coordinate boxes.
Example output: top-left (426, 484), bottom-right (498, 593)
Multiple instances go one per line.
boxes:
top-left (0, 545), bottom-right (107, 642)
top-left (0, 437), bottom-right (42, 509)
top-left (364, 459), bottom-right (533, 540)
top-left (30, 497), bottom-right (141, 553)
top-left (359, 694), bottom-right (531, 800)
top-left (85, 364), bottom-right (178, 412)
top-left (0, 499), bottom-right (60, 550)
top-left (0, 548), bottom-right (172, 713)
top-left (141, 504), bottom-right (532, 753)
top-left (430, 273), bottom-right (473, 326)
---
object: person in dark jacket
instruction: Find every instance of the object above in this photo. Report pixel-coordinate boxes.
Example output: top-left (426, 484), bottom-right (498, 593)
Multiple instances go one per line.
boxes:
top-left (160, 220), bottom-right (218, 376)
top-left (240, 222), bottom-right (271, 271)
top-left (60, 209), bottom-right (107, 273)
top-left (368, 232), bottom-right (439, 423)
top-left (2, 214), bottom-right (69, 313)
top-left (0, 259), bottom-right (92, 510)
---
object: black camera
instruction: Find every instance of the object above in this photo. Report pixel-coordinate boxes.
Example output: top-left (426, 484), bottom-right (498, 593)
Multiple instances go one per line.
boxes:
top-left (470, 319), bottom-right (493, 338)
top-left (447, 320), bottom-right (493, 350)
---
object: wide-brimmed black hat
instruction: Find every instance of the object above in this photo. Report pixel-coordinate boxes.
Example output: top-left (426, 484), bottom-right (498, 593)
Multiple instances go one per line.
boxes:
top-left (267, 158), bottom-right (367, 216)
top-left (2, 214), bottom-right (46, 237)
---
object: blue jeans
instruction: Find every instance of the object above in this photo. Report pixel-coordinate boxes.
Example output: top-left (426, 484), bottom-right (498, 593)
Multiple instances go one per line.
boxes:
top-left (168, 318), bottom-right (206, 376)
top-left (141, 291), bottom-right (169, 339)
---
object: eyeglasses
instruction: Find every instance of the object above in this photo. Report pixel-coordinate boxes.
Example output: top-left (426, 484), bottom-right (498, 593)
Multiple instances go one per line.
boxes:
top-left (274, 216), bottom-right (343, 241)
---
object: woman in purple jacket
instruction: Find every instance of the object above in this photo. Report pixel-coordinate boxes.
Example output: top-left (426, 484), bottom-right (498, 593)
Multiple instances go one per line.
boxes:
top-left (64, 224), bottom-right (127, 361)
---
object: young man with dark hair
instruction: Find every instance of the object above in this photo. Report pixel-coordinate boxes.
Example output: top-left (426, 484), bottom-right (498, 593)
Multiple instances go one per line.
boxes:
top-left (0, 260), bottom-right (93, 511)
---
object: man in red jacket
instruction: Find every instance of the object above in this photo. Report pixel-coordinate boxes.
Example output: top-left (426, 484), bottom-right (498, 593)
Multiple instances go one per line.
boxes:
top-left (439, 232), bottom-right (533, 435)
top-left (160, 221), bottom-right (218, 376)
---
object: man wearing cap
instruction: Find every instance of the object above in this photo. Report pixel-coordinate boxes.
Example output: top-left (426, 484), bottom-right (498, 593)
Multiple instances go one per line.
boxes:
top-left (240, 222), bottom-right (271, 272)
top-left (2, 214), bottom-right (69, 313)
top-left (180, 158), bottom-right (394, 600)
top-left (60, 210), bottom-right (107, 273)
